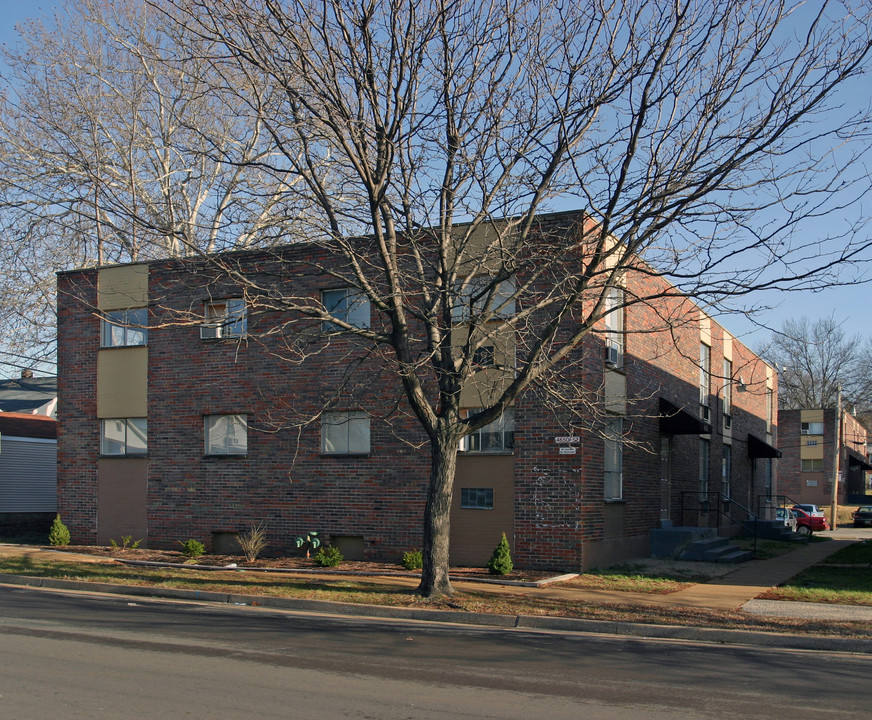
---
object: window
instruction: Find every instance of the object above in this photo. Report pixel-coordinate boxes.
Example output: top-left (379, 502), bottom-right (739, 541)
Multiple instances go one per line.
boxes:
top-left (460, 487), bottom-right (494, 510)
top-left (201, 299), bottom-right (246, 339)
top-left (472, 345), bottom-right (495, 368)
top-left (762, 458), bottom-right (773, 498)
top-left (806, 439), bottom-right (818, 446)
top-left (722, 358), bottom-right (732, 426)
top-left (699, 343), bottom-right (711, 422)
top-left (604, 286), bottom-right (624, 368)
top-left (721, 444), bottom-right (731, 499)
top-left (699, 438), bottom-right (710, 497)
top-left (321, 411), bottom-right (370, 454)
top-left (460, 408), bottom-right (515, 452)
top-left (801, 422), bottom-right (824, 435)
top-left (604, 416), bottom-right (623, 500)
top-left (100, 418), bottom-right (147, 456)
top-left (322, 288), bottom-right (370, 331)
top-left (801, 458), bottom-right (824, 472)
top-left (101, 308), bottom-right (148, 347)
top-left (204, 414), bottom-right (247, 455)
top-left (452, 278), bottom-right (516, 322)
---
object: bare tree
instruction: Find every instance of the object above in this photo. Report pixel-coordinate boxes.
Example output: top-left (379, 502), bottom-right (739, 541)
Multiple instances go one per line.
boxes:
top-left (0, 0), bottom-right (310, 372)
top-left (104, 0), bottom-right (872, 594)
top-left (160, 0), bottom-right (872, 596)
top-left (760, 316), bottom-right (872, 411)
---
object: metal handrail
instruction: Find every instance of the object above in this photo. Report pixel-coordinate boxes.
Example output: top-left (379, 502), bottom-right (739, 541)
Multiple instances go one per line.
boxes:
top-left (679, 491), bottom-right (759, 558)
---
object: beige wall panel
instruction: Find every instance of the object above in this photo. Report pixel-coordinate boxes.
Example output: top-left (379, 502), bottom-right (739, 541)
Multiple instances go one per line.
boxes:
top-left (457, 326), bottom-right (516, 407)
top-left (451, 455), bottom-right (514, 566)
top-left (97, 458), bottom-right (148, 545)
top-left (801, 409), bottom-right (825, 423)
top-left (722, 333), bottom-right (733, 362)
top-left (97, 347), bottom-right (148, 417)
top-left (98, 265), bottom-right (149, 310)
top-left (699, 313), bottom-right (711, 345)
top-left (800, 443), bottom-right (824, 460)
top-left (604, 370), bottom-right (626, 415)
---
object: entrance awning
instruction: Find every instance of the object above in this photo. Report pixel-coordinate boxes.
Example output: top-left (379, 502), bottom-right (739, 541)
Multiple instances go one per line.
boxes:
top-left (658, 398), bottom-right (712, 435)
top-left (747, 433), bottom-right (782, 459)
top-left (847, 451), bottom-right (872, 471)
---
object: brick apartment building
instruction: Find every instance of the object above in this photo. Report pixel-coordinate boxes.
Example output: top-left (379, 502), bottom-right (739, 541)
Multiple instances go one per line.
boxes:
top-left (778, 408), bottom-right (871, 507)
top-left (57, 211), bottom-right (779, 571)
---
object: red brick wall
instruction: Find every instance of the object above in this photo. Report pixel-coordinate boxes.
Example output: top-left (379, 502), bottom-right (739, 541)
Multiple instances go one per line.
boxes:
top-left (57, 213), bottom-right (776, 570)
top-left (56, 270), bottom-right (100, 543)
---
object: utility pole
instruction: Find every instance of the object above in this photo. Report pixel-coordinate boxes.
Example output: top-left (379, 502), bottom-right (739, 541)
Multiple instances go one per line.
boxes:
top-left (830, 386), bottom-right (842, 530)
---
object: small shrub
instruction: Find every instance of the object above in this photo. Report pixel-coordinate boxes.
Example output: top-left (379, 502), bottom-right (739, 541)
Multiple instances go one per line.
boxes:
top-left (109, 535), bottom-right (141, 552)
top-left (180, 539), bottom-right (206, 559)
top-left (487, 532), bottom-right (513, 575)
top-left (402, 549), bottom-right (423, 570)
top-left (48, 515), bottom-right (70, 546)
top-left (313, 545), bottom-right (343, 567)
top-left (237, 522), bottom-right (269, 562)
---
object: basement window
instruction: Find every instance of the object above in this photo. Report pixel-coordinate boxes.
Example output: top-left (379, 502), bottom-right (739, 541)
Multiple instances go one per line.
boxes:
top-left (460, 488), bottom-right (494, 510)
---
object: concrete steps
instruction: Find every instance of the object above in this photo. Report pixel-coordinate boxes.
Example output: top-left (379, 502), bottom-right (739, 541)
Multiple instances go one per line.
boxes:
top-left (679, 535), bottom-right (753, 563)
top-left (650, 526), bottom-right (753, 563)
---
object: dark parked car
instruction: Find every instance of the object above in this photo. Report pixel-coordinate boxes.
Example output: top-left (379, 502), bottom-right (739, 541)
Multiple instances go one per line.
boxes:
top-left (792, 507), bottom-right (829, 536)
top-left (852, 506), bottom-right (872, 528)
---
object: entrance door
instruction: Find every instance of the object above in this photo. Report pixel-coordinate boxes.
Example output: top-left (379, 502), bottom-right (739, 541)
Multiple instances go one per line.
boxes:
top-left (660, 436), bottom-right (672, 523)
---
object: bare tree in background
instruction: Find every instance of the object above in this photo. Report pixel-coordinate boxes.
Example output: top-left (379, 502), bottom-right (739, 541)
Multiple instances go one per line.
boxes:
top-left (150, 0), bottom-right (872, 596)
top-left (0, 0), bottom-right (307, 372)
top-left (761, 316), bottom-right (872, 412)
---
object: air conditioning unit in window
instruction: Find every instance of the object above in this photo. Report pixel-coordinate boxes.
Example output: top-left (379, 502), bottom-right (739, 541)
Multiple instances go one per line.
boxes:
top-left (604, 345), bottom-right (620, 367)
top-left (200, 322), bottom-right (222, 340)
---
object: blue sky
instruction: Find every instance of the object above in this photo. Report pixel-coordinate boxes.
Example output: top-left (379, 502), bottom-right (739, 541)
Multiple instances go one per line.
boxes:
top-left (0, 1), bottom-right (869, 355)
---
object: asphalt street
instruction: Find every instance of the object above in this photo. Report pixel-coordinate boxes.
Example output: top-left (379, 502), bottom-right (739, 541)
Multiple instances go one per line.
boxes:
top-left (2, 584), bottom-right (871, 719)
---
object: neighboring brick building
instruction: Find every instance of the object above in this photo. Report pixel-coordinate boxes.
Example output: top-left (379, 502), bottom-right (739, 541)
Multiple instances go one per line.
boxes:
top-left (778, 408), bottom-right (871, 506)
top-left (57, 210), bottom-right (778, 571)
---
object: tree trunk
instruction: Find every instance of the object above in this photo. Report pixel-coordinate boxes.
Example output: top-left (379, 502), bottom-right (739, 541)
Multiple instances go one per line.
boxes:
top-left (417, 429), bottom-right (459, 597)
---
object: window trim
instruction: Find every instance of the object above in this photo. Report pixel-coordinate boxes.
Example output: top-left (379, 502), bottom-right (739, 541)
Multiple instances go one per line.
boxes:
top-left (100, 308), bottom-right (148, 348)
top-left (204, 414), bottom-right (248, 456)
top-left (722, 358), bottom-right (732, 427)
top-left (100, 418), bottom-right (148, 456)
top-left (320, 410), bottom-right (371, 455)
top-left (452, 277), bottom-right (516, 323)
top-left (321, 288), bottom-right (371, 332)
top-left (201, 298), bottom-right (247, 340)
top-left (721, 444), bottom-right (732, 499)
top-left (459, 408), bottom-right (515, 453)
top-left (604, 416), bottom-right (623, 500)
top-left (699, 438), bottom-right (710, 498)
top-left (604, 286), bottom-right (624, 368)
top-left (699, 343), bottom-right (711, 422)
top-left (460, 487), bottom-right (494, 510)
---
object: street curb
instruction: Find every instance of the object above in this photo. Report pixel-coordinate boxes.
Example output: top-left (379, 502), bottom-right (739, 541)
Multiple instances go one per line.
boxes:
top-left (2, 572), bottom-right (870, 654)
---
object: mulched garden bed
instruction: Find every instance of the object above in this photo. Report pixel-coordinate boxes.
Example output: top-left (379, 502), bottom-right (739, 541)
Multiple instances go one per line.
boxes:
top-left (51, 545), bottom-right (557, 583)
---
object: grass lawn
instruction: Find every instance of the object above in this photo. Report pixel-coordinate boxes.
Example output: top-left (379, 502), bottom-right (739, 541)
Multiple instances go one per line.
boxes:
top-left (761, 567), bottom-right (872, 606)
top-left (759, 540), bottom-right (872, 606)
top-left (823, 539), bottom-right (872, 564)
